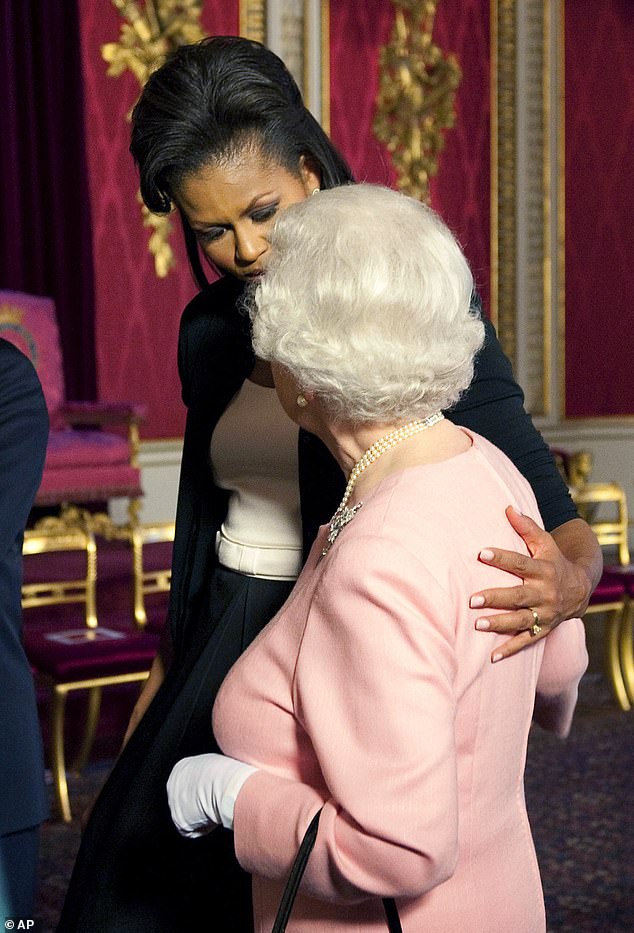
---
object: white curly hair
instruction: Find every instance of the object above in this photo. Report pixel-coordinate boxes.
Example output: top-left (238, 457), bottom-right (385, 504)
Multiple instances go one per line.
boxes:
top-left (250, 183), bottom-right (485, 422)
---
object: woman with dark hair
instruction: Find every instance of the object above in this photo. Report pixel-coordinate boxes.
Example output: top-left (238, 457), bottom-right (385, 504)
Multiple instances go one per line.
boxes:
top-left (58, 36), bottom-right (600, 932)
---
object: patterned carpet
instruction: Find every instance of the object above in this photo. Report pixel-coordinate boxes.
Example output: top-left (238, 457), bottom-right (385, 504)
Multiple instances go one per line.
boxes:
top-left (525, 673), bottom-right (634, 931)
top-left (34, 672), bottom-right (633, 932)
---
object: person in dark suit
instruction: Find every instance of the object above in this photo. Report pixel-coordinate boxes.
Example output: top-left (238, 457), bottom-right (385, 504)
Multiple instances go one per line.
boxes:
top-left (0, 338), bottom-right (49, 917)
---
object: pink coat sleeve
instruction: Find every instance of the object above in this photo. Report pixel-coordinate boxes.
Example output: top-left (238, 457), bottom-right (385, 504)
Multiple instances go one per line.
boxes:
top-left (233, 536), bottom-right (460, 903)
top-left (533, 617), bottom-right (588, 738)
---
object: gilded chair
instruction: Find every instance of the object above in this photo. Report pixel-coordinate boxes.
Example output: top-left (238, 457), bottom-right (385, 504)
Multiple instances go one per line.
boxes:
top-left (136, 522), bottom-right (175, 626)
top-left (21, 524), bottom-right (162, 821)
top-left (572, 481), bottom-right (634, 711)
top-left (0, 289), bottom-right (151, 626)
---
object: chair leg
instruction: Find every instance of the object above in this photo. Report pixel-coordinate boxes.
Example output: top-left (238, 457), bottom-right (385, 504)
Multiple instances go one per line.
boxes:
top-left (605, 609), bottom-right (631, 712)
top-left (70, 686), bottom-right (102, 774)
top-left (50, 685), bottom-right (73, 823)
top-left (85, 529), bottom-right (98, 629)
top-left (619, 599), bottom-right (634, 706)
top-left (128, 498), bottom-right (147, 629)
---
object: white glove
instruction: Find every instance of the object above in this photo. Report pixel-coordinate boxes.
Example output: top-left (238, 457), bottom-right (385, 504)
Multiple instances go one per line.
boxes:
top-left (166, 753), bottom-right (259, 838)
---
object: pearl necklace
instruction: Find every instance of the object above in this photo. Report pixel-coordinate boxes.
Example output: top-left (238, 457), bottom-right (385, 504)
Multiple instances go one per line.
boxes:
top-left (320, 412), bottom-right (444, 559)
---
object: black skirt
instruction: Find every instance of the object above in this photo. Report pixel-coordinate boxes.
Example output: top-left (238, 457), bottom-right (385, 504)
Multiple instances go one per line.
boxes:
top-left (57, 566), bottom-right (294, 933)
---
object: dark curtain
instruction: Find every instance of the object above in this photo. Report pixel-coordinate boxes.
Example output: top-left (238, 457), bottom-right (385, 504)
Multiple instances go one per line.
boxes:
top-left (0, 0), bottom-right (96, 400)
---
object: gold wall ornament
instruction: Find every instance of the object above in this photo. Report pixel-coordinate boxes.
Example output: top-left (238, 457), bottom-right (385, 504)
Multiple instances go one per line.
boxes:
top-left (139, 196), bottom-right (177, 278)
top-left (373, 0), bottom-right (462, 203)
top-left (102, 1), bottom-right (207, 277)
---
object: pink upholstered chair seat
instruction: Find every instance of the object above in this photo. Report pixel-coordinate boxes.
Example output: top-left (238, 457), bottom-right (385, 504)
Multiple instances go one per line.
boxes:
top-left (24, 627), bottom-right (160, 681)
top-left (44, 430), bottom-right (131, 469)
top-left (36, 427), bottom-right (144, 505)
top-left (36, 464), bottom-right (142, 506)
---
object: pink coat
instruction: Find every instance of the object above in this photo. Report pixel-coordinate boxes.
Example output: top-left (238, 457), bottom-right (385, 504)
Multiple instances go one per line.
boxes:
top-left (213, 431), bottom-right (588, 932)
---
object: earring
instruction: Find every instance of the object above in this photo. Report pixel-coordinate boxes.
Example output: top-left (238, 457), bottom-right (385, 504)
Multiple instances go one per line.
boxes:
top-left (296, 394), bottom-right (308, 408)
top-left (311, 188), bottom-right (320, 196)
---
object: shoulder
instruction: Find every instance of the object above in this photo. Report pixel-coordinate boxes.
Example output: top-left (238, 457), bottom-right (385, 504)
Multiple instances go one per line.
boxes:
top-left (0, 339), bottom-right (47, 417)
top-left (0, 338), bottom-right (39, 384)
top-left (471, 310), bottom-right (515, 385)
top-left (178, 277), bottom-right (251, 365)
top-left (318, 524), bottom-right (451, 613)
top-left (180, 276), bottom-right (246, 339)
top-left (318, 445), bottom-right (537, 582)
top-left (177, 277), bottom-right (254, 404)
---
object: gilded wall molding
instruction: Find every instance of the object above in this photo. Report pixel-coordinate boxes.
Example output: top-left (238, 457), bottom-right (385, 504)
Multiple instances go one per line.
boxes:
top-left (240, 0), bottom-right (266, 43)
top-left (491, 0), bottom-right (563, 417)
top-left (556, 0), bottom-right (566, 420)
top-left (264, 0), bottom-right (329, 128)
top-left (373, 0), bottom-right (462, 203)
top-left (490, 0), bottom-right (516, 358)
top-left (303, 0), bottom-right (330, 131)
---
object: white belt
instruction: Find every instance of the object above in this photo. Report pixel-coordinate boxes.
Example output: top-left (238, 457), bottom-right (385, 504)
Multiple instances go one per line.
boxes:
top-left (215, 531), bottom-right (302, 581)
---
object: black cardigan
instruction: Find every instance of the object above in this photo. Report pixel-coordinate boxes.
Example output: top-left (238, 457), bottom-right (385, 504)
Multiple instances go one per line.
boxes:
top-left (168, 278), bottom-right (577, 658)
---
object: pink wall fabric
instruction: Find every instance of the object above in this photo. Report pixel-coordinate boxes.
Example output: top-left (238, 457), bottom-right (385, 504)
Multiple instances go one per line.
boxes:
top-left (330, 0), bottom-right (491, 313)
top-left (329, 1), bottom-right (398, 190)
top-left (564, 1), bottom-right (634, 417)
top-left (429, 1), bottom-right (491, 314)
top-left (77, 1), bottom-right (238, 439)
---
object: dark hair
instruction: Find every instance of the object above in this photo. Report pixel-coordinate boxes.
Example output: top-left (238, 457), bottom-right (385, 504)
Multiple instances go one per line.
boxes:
top-left (130, 36), bottom-right (354, 288)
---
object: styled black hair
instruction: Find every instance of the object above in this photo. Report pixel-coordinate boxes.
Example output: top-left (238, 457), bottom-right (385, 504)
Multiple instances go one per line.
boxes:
top-left (130, 36), bottom-right (354, 288)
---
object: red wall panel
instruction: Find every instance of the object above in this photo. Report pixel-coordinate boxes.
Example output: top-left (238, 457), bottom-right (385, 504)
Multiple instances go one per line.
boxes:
top-left (565, 1), bottom-right (634, 417)
top-left (430, 1), bottom-right (490, 313)
top-left (330, 0), bottom-right (491, 312)
top-left (77, 2), bottom-right (239, 439)
top-left (329, 0), bottom-right (397, 188)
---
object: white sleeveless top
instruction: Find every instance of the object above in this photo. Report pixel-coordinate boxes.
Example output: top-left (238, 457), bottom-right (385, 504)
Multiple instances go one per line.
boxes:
top-left (210, 379), bottom-right (303, 581)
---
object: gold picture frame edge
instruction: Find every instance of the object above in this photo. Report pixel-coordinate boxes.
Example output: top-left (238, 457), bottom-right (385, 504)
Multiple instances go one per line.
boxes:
top-left (491, 0), bottom-right (517, 365)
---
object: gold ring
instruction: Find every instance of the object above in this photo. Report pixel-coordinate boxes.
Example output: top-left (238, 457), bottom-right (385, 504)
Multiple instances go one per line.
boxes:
top-left (529, 608), bottom-right (541, 637)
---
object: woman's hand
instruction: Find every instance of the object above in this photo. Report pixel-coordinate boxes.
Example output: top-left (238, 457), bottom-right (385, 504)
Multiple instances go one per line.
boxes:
top-left (167, 753), bottom-right (258, 837)
top-left (470, 507), bottom-right (601, 662)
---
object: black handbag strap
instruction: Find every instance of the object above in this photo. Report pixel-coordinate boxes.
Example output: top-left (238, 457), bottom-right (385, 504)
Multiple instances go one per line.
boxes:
top-left (271, 807), bottom-right (403, 932)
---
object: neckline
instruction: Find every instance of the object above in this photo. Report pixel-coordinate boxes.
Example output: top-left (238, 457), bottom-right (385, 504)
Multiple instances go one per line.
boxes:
top-left (347, 426), bottom-right (476, 505)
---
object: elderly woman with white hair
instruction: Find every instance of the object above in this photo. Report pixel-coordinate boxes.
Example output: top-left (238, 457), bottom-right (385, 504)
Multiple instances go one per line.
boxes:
top-left (167, 185), bottom-right (588, 933)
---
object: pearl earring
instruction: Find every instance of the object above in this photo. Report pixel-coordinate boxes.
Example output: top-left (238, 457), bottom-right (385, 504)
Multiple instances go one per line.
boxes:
top-left (296, 394), bottom-right (308, 408)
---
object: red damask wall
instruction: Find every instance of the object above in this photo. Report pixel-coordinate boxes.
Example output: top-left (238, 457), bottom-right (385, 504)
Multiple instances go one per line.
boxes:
top-left (329, 0), bottom-right (491, 312)
top-left (565, 1), bottom-right (634, 417)
top-left (77, 2), bottom-right (238, 439)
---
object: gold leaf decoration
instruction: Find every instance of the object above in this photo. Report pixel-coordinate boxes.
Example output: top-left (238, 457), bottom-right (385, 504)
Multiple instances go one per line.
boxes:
top-left (103, 1), bottom-right (207, 277)
top-left (373, 0), bottom-right (462, 202)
